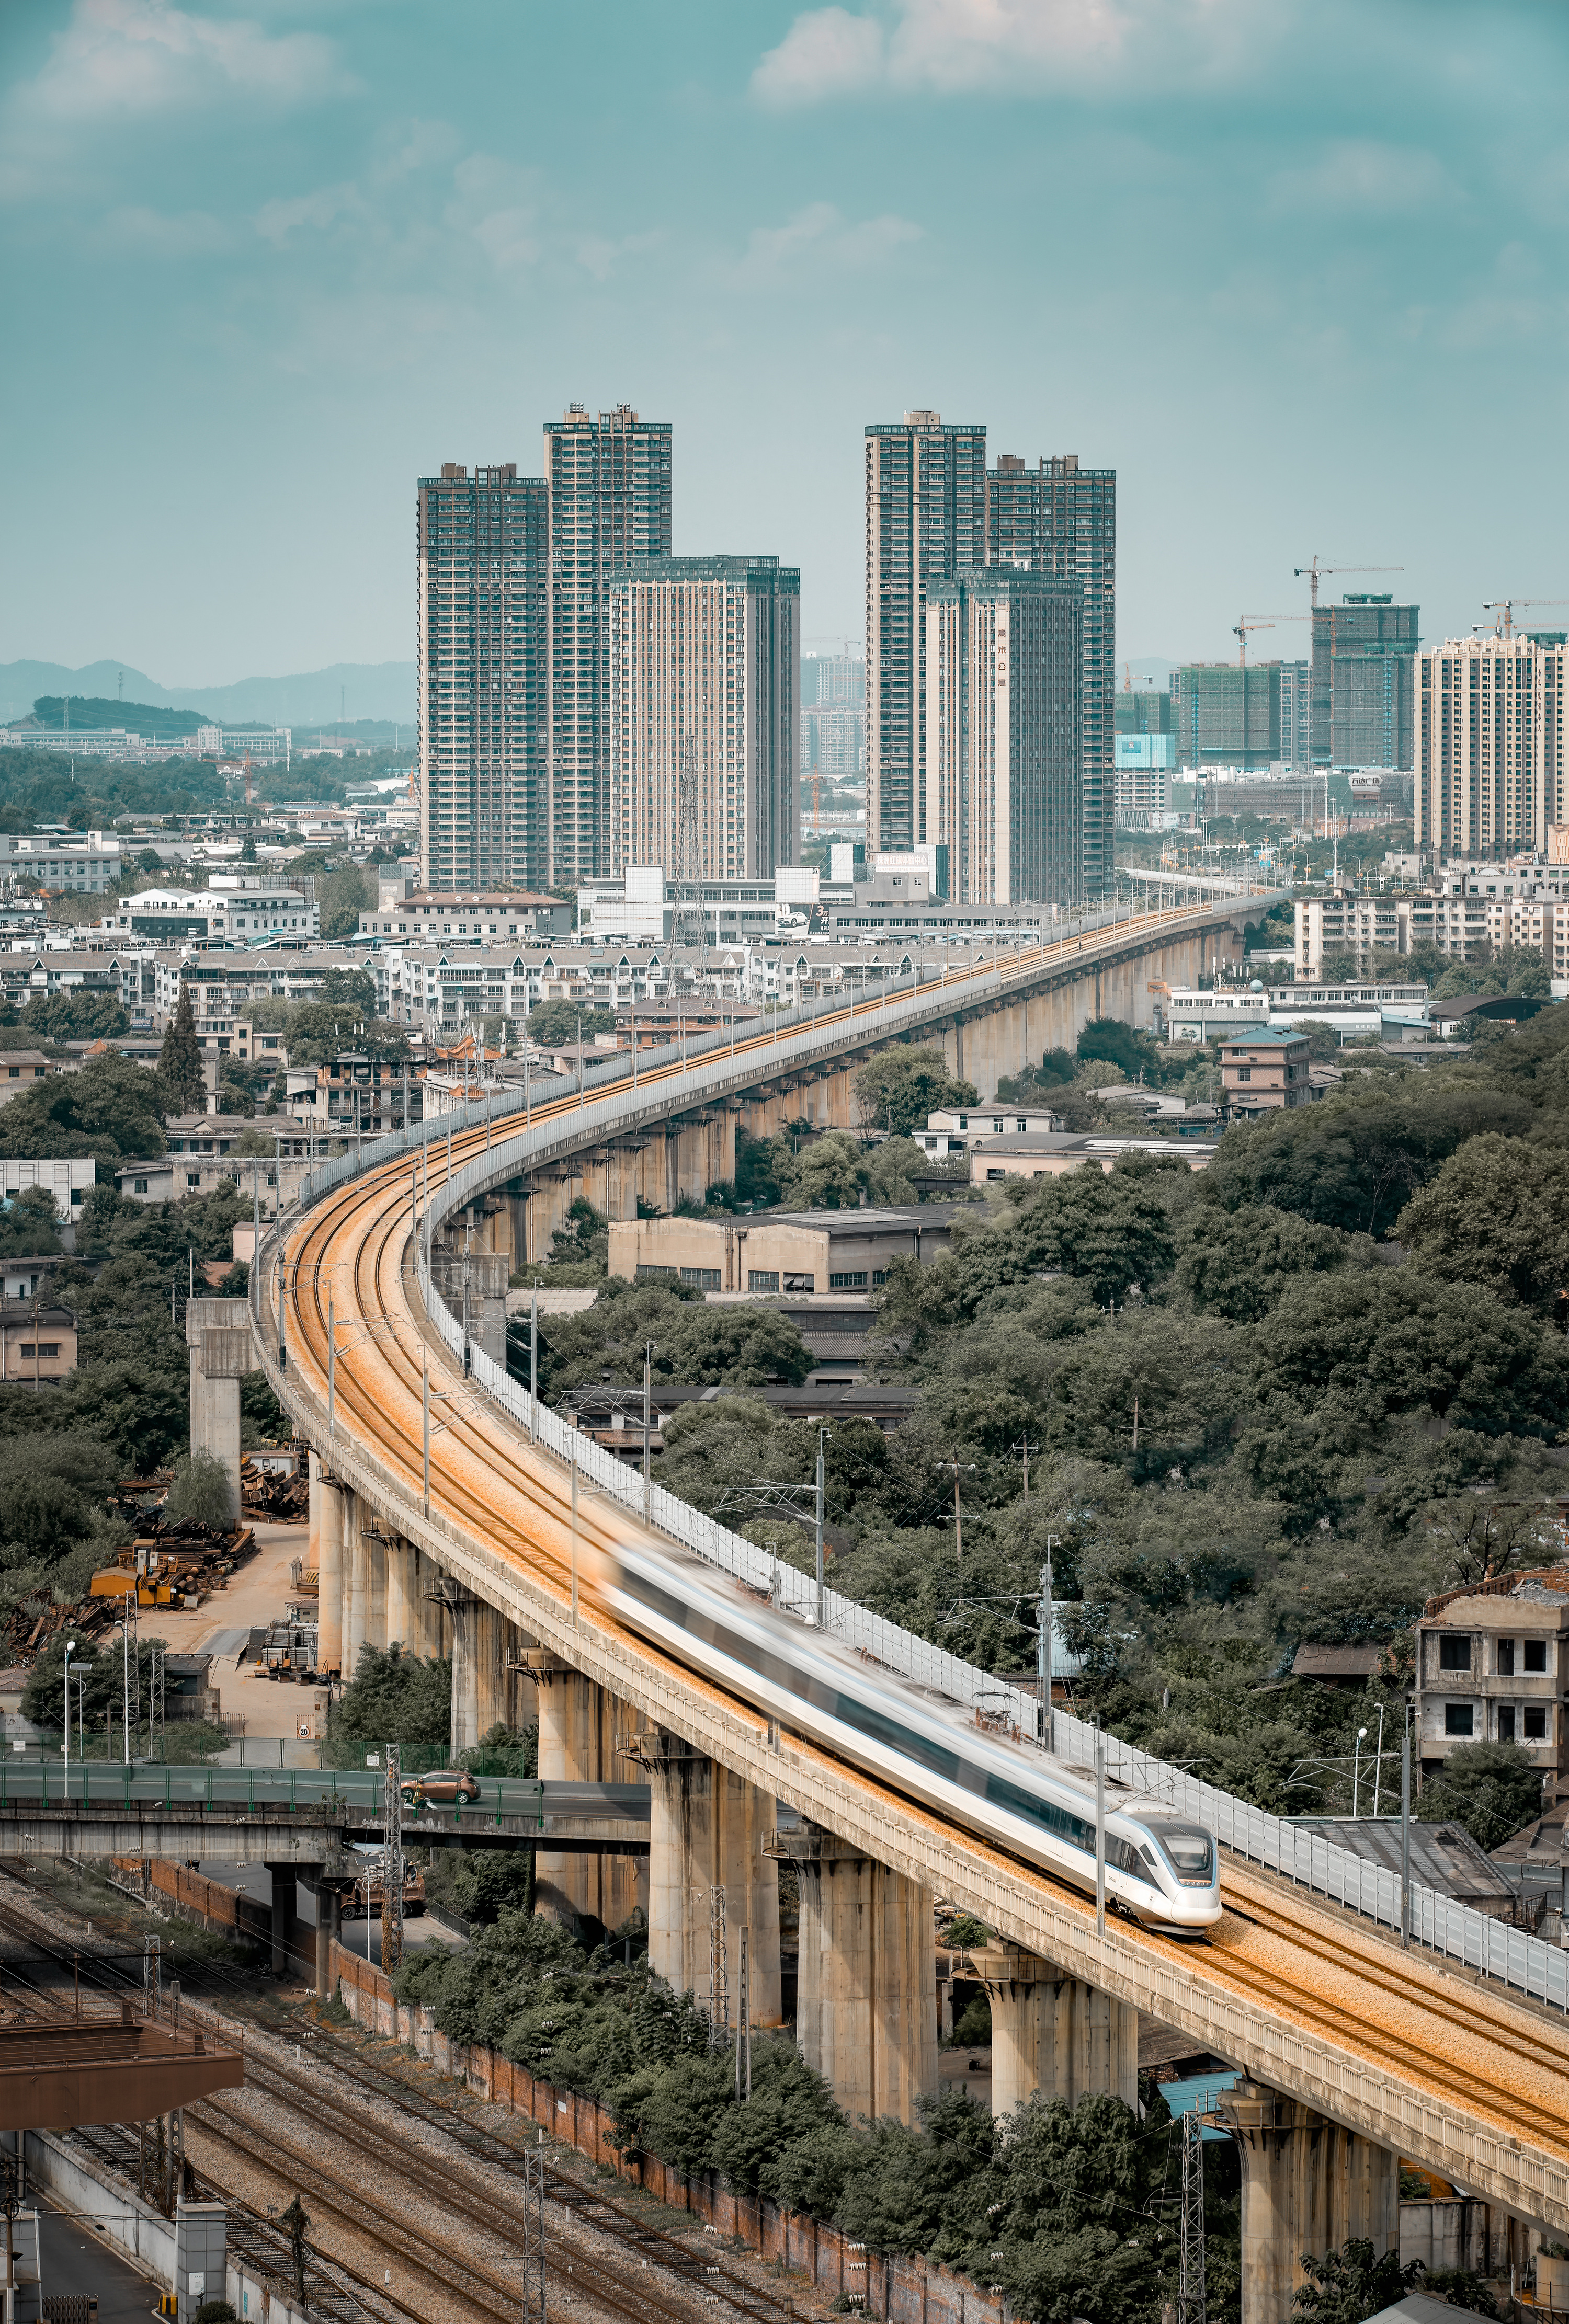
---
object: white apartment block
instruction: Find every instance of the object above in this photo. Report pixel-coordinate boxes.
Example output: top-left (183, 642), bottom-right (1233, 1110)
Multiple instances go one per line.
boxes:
top-left (607, 556), bottom-right (799, 883)
top-left (0, 832), bottom-right (122, 893)
top-left (105, 884), bottom-right (317, 944)
top-left (1297, 883), bottom-right (1569, 978)
top-left (1416, 634), bottom-right (1569, 858)
top-left (357, 889), bottom-right (571, 947)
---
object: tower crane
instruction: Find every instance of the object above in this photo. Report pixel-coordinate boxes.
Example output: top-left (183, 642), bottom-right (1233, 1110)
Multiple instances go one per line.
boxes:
top-left (1293, 559), bottom-right (1404, 608)
top-left (1479, 599), bottom-right (1569, 640)
top-left (1233, 614), bottom-right (1308, 667)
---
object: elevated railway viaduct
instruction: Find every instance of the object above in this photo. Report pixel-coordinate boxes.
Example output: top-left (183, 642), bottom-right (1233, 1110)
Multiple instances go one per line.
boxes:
top-left (206, 898), bottom-right (1569, 2323)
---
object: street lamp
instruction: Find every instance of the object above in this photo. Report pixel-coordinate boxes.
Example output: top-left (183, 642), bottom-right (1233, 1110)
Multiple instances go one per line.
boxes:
top-left (1352, 1725), bottom-right (1369, 1817)
top-left (62, 1640), bottom-right (76, 1772)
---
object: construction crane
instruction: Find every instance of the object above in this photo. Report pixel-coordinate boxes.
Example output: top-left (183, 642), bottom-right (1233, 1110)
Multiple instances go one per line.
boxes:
top-left (1233, 614), bottom-right (1308, 667)
top-left (1293, 559), bottom-right (1404, 608)
top-left (1479, 599), bottom-right (1569, 640)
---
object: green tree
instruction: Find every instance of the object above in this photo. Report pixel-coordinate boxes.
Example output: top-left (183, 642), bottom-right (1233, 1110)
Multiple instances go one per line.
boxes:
top-left (776, 1130), bottom-right (867, 1210)
top-left (329, 1642), bottom-right (452, 1755)
top-left (284, 1000), bottom-right (407, 1066)
top-left (0, 1185), bottom-right (63, 1257)
top-left (157, 985), bottom-right (207, 1117)
top-left (854, 1045), bottom-right (977, 1137)
top-left (525, 998), bottom-right (617, 1047)
top-left (1175, 1205), bottom-right (1367, 1322)
top-left (1417, 1741), bottom-right (1543, 1848)
top-left (534, 1280), bottom-right (812, 1399)
top-left (1210, 1082), bottom-right (1530, 1237)
top-left (317, 863), bottom-right (373, 940)
top-left (1076, 1017), bottom-right (1175, 1084)
top-left (1394, 1134), bottom-right (1569, 1315)
top-left (22, 991), bottom-right (129, 1043)
top-left (1290, 2237), bottom-right (1418, 2321)
top-left (164, 1448), bottom-right (234, 1526)
top-left (0, 1052), bottom-right (166, 1163)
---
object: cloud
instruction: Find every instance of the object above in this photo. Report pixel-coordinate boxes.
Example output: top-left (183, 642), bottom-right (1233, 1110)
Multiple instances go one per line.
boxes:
top-left (735, 200), bottom-right (924, 281)
top-left (1269, 139), bottom-right (1456, 217)
top-left (21, 0), bottom-right (347, 122)
top-left (752, 0), bottom-right (1272, 104)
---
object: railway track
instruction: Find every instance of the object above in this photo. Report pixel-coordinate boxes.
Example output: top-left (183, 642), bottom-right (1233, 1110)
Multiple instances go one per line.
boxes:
top-left (0, 1878), bottom-right (799, 2324)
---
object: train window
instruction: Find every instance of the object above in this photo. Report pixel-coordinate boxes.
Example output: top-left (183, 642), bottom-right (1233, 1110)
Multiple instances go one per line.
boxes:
top-left (1155, 1826), bottom-right (1214, 1882)
top-left (835, 1692), bottom-right (961, 1781)
top-left (983, 1771), bottom-right (1095, 1855)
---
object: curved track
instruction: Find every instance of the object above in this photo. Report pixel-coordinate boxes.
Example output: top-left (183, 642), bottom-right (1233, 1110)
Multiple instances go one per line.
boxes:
top-left (266, 918), bottom-right (1569, 2206)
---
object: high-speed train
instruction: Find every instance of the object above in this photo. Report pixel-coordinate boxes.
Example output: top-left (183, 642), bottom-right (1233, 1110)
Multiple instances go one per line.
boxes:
top-left (579, 1531), bottom-right (1221, 1934)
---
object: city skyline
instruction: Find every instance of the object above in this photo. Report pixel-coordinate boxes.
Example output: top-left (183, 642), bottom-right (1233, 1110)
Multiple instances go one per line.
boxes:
top-left (3, 1), bottom-right (1566, 684)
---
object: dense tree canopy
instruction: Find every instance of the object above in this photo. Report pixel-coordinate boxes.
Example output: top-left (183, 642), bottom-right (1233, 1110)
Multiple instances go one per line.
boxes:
top-left (526, 998), bottom-right (617, 1046)
top-left (0, 1052), bottom-right (166, 1163)
top-left (854, 1045), bottom-right (977, 1136)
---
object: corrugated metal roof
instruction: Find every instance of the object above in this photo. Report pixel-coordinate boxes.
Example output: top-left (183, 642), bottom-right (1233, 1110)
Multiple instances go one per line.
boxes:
top-left (1293, 1816), bottom-right (1516, 1901)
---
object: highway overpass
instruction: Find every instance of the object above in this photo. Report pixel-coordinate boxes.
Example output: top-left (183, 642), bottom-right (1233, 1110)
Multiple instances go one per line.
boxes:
top-left (221, 899), bottom-right (1567, 2323)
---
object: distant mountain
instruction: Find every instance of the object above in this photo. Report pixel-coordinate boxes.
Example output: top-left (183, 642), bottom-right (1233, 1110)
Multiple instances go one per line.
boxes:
top-left (0, 659), bottom-right (416, 729)
top-left (13, 695), bottom-right (205, 739)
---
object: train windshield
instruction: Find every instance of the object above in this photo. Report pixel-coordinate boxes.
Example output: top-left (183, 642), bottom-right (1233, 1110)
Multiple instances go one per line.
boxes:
top-left (1156, 1825), bottom-right (1215, 1883)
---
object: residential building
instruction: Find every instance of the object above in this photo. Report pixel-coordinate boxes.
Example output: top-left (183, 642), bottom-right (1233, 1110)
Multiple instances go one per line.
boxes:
top-left (607, 554), bottom-right (800, 880)
top-left (918, 1107), bottom-right (1062, 1157)
top-left (1114, 688), bottom-right (1171, 736)
top-left (610, 1203), bottom-right (970, 1296)
top-left (924, 566), bottom-right (1082, 906)
top-left (104, 883), bottom-right (317, 944)
top-left (1171, 663), bottom-right (1281, 771)
top-left (0, 1054), bottom-right (56, 1108)
top-left (802, 648), bottom-right (866, 787)
top-left (0, 1305), bottom-right (77, 1384)
top-left (543, 403), bottom-right (674, 885)
top-left (865, 412), bottom-right (987, 860)
top-left (1159, 982), bottom-right (1428, 1044)
top-left (1415, 634), bottom-right (1569, 860)
top-left (1296, 874), bottom-right (1569, 980)
top-left (1280, 660), bottom-right (1311, 773)
top-left (987, 452), bottom-right (1116, 900)
top-left (970, 1131), bottom-right (1218, 1182)
top-left (1115, 733), bottom-right (1176, 822)
top-left (194, 724), bottom-right (291, 765)
top-left (416, 460), bottom-right (549, 892)
top-left (1220, 1027), bottom-right (1310, 1116)
top-left (285, 1057), bottom-right (421, 1142)
top-left (0, 1159), bottom-right (94, 1221)
top-left (356, 890), bottom-right (572, 947)
top-left (0, 831), bottom-right (122, 893)
top-left (1312, 594), bottom-right (1420, 772)
top-left (1416, 1567), bottom-right (1569, 1803)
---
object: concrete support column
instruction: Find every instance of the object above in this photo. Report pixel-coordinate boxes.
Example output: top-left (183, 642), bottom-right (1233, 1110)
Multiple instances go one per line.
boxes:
top-left (473, 1252), bottom-right (508, 1368)
top-left (267, 1865), bottom-right (295, 1978)
top-left (777, 1827), bottom-right (937, 2126)
top-left (531, 1657), bottom-right (646, 1937)
top-left (1216, 2081), bottom-right (1397, 2324)
top-left (443, 1584), bottom-right (480, 1755)
top-left (473, 1598), bottom-right (508, 1740)
top-left (365, 1525), bottom-right (388, 1653)
top-left (641, 1732), bottom-right (781, 2025)
top-left (314, 1883), bottom-right (340, 1998)
top-left (312, 1457), bottom-right (344, 1678)
top-left (415, 1552), bottom-right (448, 1661)
top-left (184, 1300), bottom-right (249, 1527)
top-left (344, 1493), bottom-right (369, 1678)
top-left (503, 1619), bottom-right (538, 1732)
top-left (384, 1537), bottom-right (411, 1651)
top-left (981, 1948), bottom-right (1139, 2119)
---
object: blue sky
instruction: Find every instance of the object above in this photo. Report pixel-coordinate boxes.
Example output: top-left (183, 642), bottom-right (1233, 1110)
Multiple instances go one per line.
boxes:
top-left (3, 0), bottom-right (1566, 691)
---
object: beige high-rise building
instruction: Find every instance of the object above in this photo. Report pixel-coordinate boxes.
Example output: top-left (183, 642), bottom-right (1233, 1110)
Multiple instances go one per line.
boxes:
top-left (925, 567), bottom-right (1081, 908)
top-left (1416, 634), bottom-right (1569, 858)
top-left (607, 555), bottom-right (799, 881)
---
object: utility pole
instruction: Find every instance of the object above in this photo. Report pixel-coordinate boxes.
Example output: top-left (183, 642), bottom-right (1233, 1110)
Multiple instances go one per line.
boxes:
top-left (1039, 1545), bottom-right (1055, 1751)
top-left (642, 1342), bottom-right (654, 1521)
top-left (815, 1426), bottom-right (827, 1629)
top-left (1400, 1718), bottom-right (1412, 1949)
top-left (1177, 2108), bottom-right (1207, 2324)
top-left (382, 1743), bottom-right (404, 1972)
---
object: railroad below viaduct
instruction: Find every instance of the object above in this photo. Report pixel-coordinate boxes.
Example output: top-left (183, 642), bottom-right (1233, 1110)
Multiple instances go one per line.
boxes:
top-left (185, 897), bottom-right (1569, 2324)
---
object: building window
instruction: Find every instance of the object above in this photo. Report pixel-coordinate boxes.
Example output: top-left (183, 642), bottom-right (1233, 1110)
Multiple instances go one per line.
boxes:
top-left (829, 1270), bottom-right (868, 1290)
top-left (1498, 1706), bottom-right (1516, 1743)
top-left (1523, 1705), bottom-right (1549, 1742)
top-left (782, 1272), bottom-right (815, 1294)
top-left (1524, 1639), bottom-right (1548, 1674)
top-left (1235, 1067), bottom-right (1253, 1083)
top-left (1438, 1634), bottom-right (1472, 1671)
top-left (1497, 1639), bottom-right (1515, 1676)
top-left (679, 1266), bottom-right (721, 1290)
top-left (872, 1270), bottom-right (889, 1287)
top-left (1443, 1703), bottom-right (1474, 1737)
top-left (19, 1344), bottom-right (59, 1360)
top-left (748, 1270), bottom-right (779, 1292)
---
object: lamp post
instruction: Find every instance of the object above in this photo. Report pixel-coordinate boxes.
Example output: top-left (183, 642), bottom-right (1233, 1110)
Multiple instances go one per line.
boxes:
top-left (62, 1639), bottom-right (76, 1772)
top-left (1352, 1725), bottom-right (1368, 1817)
top-left (110, 1616), bottom-right (132, 1765)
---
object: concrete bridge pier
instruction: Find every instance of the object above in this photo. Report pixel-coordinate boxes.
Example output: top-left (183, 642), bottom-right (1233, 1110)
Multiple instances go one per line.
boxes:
top-left (529, 1656), bottom-right (646, 1934)
top-left (383, 1531), bottom-right (412, 1650)
top-left (342, 1493), bottom-right (370, 1677)
top-left (185, 1298), bottom-right (252, 1525)
top-left (471, 1250), bottom-right (509, 1367)
top-left (267, 1863), bottom-right (310, 1977)
top-left (980, 1948), bottom-right (1139, 2117)
top-left (441, 1583), bottom-right (481, 1754)
top-left (776, 1826), bottom-right (938, 2125)
top-left (311, 1457), bottom-right (345, 1678)
top-left (639, 1732), bottom-right (781, 2024)
top-left (1216, 2080), bottom-right (1397, 2324)
top-left (313, 1881), bottom-right (340, 1997)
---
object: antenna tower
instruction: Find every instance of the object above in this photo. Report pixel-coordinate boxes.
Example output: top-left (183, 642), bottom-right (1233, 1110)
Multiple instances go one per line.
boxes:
top-left (1178, 2109), bottom-right (1207, 2324)
top-left (381, 1743), bottom-right (405, 1970)
top-left (707, 1883), bottom-right (729, 2045)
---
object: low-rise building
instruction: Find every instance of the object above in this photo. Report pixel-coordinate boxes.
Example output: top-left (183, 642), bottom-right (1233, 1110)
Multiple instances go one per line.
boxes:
top-left (0, 831), bottom-right (122, 892)
top-left (1158, 983), bottom-right (1430, 1045)
top-left (609, 1204), bottom-right (968, 1297)
top-left (918, 1106), bottom-right (1062, 1157)
top-left (1416, 1567), bottom-right (1569, 1804)
top-left (1221, 1027), bottom-right (1310, 1117)
top-left (969, 1132), bottom-right (1218, 1182)
top-left (357, 890), bottom-right (572, 947)
top-left (284, 1057), bottom-right (420, 1141)
top-left (0, 1158), bottom-right (94, 1222)
top-left (0, 1302), bottom-right (77, 1382)
top-left (0, 1052), bottom-right (57, 1107)
top-left (103, 884), bottom-right (317, 945)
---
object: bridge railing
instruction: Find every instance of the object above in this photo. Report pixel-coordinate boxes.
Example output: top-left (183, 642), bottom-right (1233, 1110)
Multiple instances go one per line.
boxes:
top-left (0, 1761), bottom-right (571, 1821)
top-left (1047, 1704), bottom-right (1568, 2012)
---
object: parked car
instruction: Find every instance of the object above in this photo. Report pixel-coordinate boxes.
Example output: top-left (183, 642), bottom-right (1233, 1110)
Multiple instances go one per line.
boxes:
top-left (400, 1767), bottom-right (481, 1808)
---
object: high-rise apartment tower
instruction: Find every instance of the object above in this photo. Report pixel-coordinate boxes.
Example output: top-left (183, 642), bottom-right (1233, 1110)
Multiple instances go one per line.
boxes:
top-left (1280, 660), bottom-right (1311, 773)
top-left (416, 462), bottom-right (548, 889)
top-left (608, 556), bottom-right (800, 881)
top-left (926, 568), bottom-right (1081, 908)
top-left (865, 414), bottom-right (987, 858)
top-left (987, 453), bottom-right (1116, 901)
top-left (1416, 635), bottom-right (1569, 858)
top-left (1311, 594), bottom-right (1419, 770)
top-left (543, 403), bottom-right (673, 884)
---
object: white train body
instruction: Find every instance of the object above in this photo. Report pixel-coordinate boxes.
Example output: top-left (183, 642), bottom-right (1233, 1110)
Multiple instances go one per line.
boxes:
top-left (585, 1533), bottom-right (1222, 1933)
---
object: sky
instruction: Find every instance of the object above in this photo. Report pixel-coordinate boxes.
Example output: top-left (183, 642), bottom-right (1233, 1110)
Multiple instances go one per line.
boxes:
top-left (3, 0), bottom-right (1568, 691)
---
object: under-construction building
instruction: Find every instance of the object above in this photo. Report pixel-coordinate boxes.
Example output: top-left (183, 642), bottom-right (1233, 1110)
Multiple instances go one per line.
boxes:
top-left (865, 414), bottom-right (988, 860)
top-left (608, 555), bottom-right (799, 882)
top-left (416, 463), bottom-right (548, 890)
top-left (1172, 663), bottom-right (1282, 770)
top-left (1312, 594), bottom-right (1419, 771)
top-left (987, 453), bottom-right (1116, 902)
top-left (544, 403), bottom-right (674, 885)
top-left (1416, 634), bottom-right (1569, 858)
top-left (925, 567), bottom-right (1081, 908)
top-left (1280, 660), bottom-right (1311, 772)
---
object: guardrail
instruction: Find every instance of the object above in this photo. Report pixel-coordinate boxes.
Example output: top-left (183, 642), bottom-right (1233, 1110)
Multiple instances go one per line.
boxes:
top-left (0, 1762), bottom-right (634, 1825)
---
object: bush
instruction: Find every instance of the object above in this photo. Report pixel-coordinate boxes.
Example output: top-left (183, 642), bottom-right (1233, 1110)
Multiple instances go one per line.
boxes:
top-left (1417, 1741), bottom-right (1544, 1849)
top-left (163, 1449), bottom-right (234, 1527)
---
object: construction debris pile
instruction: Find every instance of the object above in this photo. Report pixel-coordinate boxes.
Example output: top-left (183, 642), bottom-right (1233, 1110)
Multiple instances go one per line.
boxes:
top-left (241, 1458), bottom-right (309, 1520)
